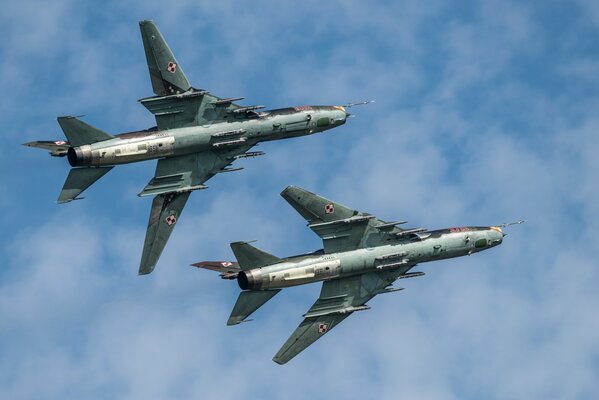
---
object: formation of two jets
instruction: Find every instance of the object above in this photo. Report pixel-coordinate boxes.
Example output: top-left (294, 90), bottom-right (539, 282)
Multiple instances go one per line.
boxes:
top-left (26, 21), bottom-right (521, 364)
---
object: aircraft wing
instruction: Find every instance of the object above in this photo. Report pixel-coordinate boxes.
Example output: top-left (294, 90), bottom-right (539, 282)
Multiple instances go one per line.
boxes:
top-left (272, 267), bottom-right (412, 364)
top-left (280, 185), bottom-right (422, 253)
top-left (138, 20), bottom-right (255, 130)
top-left (138, 146), bottom-right (252, 275)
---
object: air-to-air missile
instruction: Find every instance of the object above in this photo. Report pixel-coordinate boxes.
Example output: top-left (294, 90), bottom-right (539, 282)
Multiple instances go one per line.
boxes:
top-left (24, 20), bottom-right (365, 275)
top-left (194, 186), bottom-right (524, 364)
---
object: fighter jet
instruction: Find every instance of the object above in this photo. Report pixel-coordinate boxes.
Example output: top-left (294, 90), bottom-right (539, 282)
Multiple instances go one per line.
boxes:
top-left (24, 20), bottom-right (353, 275)
top-left (194, 186), bottom-right (524, 364)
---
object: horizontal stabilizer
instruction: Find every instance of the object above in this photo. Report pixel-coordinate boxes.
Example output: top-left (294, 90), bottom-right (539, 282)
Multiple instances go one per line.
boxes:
top-left (23, 140), bottom-right (70, 157)
top-left (57, 116), bottom-right (113, 147)
top-left (58, 167), bottom-right (113, 204)
top-left (228, 290), bottom-right (281, 326)
top-left (192, 261), bottom-right (240, 279)
top-left (230, 241), bottom-right (281, 270)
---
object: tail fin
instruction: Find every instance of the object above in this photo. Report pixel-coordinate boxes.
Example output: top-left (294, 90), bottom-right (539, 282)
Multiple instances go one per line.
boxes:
top-left (139, 20), bottom-right (191, 96)
top-left (227, 289), bottom-right (281, 325)
top-left (230, 241), bottom-right (282, 270)
top-left (58, 166), bottom-right (113, 203)
top-left (57, 116), bottom-right (113, 147)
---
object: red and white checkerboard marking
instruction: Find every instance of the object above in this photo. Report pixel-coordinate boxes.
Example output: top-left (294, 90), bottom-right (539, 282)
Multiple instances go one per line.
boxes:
top-left (165, 214), bottom-right (177, 226)
top-left (167, 61), bottom-right (177, 73)
top-left (54, 140), bottom-right (67, 145)
top-left (318, 323), bottom-right (328, 333)
top-left (324, 203), bottom-right (334, 214)
top-left (221, 262), bottom-right (233, 267)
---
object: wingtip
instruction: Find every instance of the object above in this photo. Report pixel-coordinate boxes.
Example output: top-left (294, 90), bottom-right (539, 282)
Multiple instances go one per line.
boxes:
top-left (280, 185), bottom-right (297, 196)
top-left (138, 263), bottom-right (156, 275)
top-left (280, 185), bottom-right (313, 197)
top-left (272, 357), bottom-right (286, 365)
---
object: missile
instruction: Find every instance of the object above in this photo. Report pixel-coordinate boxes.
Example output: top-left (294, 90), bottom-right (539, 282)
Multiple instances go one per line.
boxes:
top-left (217, 167), bottom-right (244, 173)
top-left (393, 227), bottom-right (427, 236)
top-left (212, 97), bottom-right (245, 105)
top-left (212, 137), bottom-right (248, 148)
top-left (376, 220), bottom-right (408, 229)
top-left (232, 151), bottom-right (265, 160)
top-left (399, 271), bottom-right (425, 279)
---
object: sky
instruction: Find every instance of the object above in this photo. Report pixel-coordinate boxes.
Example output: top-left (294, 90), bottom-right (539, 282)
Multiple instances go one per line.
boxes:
top-left (1, 0), bottom-right (598, 398)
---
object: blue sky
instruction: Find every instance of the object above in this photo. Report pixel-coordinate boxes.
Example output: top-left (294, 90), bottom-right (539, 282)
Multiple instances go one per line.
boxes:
top-left (1, 0), bottom-right (598, 398)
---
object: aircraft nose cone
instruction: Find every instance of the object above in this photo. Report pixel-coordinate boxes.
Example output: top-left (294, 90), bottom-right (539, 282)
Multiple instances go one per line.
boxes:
top-left (331, 106), bottom-right (348, 125)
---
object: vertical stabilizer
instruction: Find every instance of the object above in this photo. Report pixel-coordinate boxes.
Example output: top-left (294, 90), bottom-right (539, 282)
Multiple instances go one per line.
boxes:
top-left (58, 167), bottom-right (113, 203)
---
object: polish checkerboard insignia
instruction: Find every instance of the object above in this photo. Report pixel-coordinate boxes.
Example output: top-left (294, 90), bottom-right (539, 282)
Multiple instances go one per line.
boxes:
top-left (221, 261), bottom-right (233, 267)
top-left (318, 323), bottom-right (329, 334)
top-left (167, 61), bottom-right (177, 73)
top-left (54, 140), bottom-right (67, 145)
top-left (165, 214), bottom-right (177, 226)
top-left (324, 203), bottom-right (334, 214)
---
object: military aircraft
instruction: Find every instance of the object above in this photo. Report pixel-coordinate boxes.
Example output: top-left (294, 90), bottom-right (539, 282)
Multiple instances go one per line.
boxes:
top-left (194, 185), bottom-right (523, 364)
top-left (24, 20), bottom-right (354, 275)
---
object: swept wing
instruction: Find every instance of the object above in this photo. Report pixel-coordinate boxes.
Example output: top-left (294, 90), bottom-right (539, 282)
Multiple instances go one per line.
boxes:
top-left (273, 266), bottom-right (415, 364)
top-left (138, 20), bottom-right (256, 130)
top-left (138, 145), bottom-right (253, 275)
top-left (280, 185), bottom-right (425, 253)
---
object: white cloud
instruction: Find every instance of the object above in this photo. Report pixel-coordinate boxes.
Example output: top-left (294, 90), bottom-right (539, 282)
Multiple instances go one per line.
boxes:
top-left (1, 0), bottom-right (599, 399)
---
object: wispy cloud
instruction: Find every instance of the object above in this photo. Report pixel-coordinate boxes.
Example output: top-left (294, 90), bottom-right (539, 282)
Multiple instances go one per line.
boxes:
top-left (1, 0), bottom-right (598, 399)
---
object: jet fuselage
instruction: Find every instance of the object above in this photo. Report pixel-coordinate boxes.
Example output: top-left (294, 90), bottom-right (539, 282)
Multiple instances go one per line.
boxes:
top-left (67, 106), bottom-right (346, 167)
top-left (238, 226), bottom-right (505, 290)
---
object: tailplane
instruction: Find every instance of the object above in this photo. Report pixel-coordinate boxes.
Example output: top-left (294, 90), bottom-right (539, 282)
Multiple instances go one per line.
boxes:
top-left (58, 166), bottom-right (113, 203)
top-left (227, 289), bottom-right (281, 325)
top-left (226, 242), bottom-right (283, 325)
top-left (57, 116), bottom-right (113, 146)
top-left (230, 241), bottom-right (281, 270)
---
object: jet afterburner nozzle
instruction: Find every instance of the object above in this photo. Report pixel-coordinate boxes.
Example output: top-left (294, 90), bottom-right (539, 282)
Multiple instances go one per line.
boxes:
top-left (67, 145), bottom-right (93, 167)
top-left (237, 270), bottom-right (262, 290)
